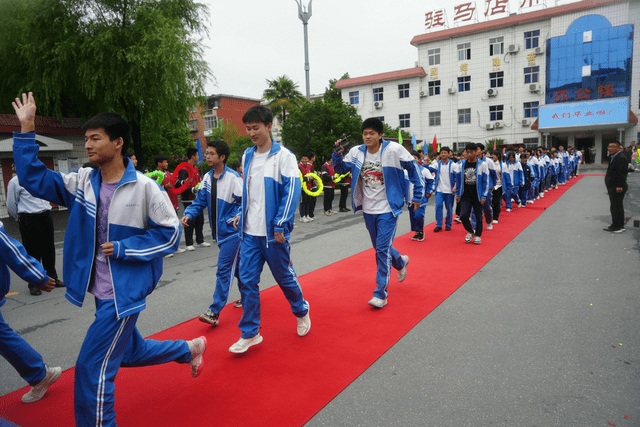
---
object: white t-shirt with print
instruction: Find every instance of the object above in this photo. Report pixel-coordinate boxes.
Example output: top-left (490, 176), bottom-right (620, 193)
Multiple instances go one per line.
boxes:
top-left (360, 149), bottom-right (391, 214)
top-left (245, 151), bottom-right (268, 236)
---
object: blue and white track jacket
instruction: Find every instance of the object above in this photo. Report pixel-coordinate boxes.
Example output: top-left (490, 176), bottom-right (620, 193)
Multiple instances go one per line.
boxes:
top-left (0, 221), bottom-right (50, 307)
top-left (333, 139), bottom-right (425, 217)
top-left (502, 160), bottom-right (524, 192)
top-left (237, 140), bottom-right (301, 242)
top-left (184, 166), bottom-right (242, 244)
top-left (405, 165), bottom-right (434, 218)
top-left (13, 132), bottom-right (181, 319)
top-left (455, 159), bottom-right (490, 201)
top-left (432, 160), bottom-right (456, 194)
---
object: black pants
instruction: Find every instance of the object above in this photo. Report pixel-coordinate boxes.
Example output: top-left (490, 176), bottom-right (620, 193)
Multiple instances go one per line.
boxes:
top-left (182, 202), bottom-right (204, 245)
top-left (491, 187), bottom-right (502, 220)
top-left (18, 211), bottom-right (57, 287)
top-left (323, 188), bottom-right (335, 212)
top-left (299, 193), bottom-right (311, 217)
top-left (338, 184), bottom-right (349, 209)
top-left (308, 194), bottom-right (317, 218)
top-left (608, 185), bottom-right (627, 229)
top-left (460, 197), bottom-right (483, 237)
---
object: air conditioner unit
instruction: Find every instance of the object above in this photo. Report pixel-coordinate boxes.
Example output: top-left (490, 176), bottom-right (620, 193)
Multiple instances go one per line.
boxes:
top-left (419, 90), bottom-right (428, 98)
top-left (508, 44), bottom-right (519, 53)
top-left (522, 119), bottom-right (530, 126)
top-left (486, 123), bottom-right (494, 130)
top-left (374, 101), bottom-right (383, 109)
top-left (448, 87), bottom-right (456, 95)
top-left (494, 121), bottom-right (502, 128)
top-left (529, 84), bottom-right (540, 92)
top-left (534, 46), bottom-right (545, 55)
top-left (487, 88), bottom-right (498, 97)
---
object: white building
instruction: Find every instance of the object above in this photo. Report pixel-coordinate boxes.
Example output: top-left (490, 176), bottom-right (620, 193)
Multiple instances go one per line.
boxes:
top-left (336, 0), bottom-right (639, 162)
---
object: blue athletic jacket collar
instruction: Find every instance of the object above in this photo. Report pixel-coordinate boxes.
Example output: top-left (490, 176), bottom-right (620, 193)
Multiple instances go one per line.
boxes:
top-left (90, 157), bottom-right (138, 201)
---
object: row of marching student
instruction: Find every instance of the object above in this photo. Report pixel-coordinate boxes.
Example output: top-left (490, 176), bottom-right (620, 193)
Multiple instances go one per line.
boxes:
top-left (403, 143), bottom-right (580, 245)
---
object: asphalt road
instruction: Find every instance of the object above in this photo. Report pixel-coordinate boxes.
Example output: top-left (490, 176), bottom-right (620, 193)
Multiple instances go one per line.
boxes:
top-left (1, 171), bottom-right (639, 427)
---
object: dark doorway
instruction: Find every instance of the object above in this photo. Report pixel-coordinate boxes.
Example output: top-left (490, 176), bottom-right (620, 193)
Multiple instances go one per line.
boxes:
top-left (575, 137), bottom-right (595, 163)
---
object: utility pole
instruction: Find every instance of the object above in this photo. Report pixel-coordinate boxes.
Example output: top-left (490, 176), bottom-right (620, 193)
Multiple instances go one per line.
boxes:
top-left (296, 0), bottom-right (312, 101)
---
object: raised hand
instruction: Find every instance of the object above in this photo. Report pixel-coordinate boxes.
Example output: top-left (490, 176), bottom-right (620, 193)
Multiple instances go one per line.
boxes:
top-left (11, 92), bottom-right (36, 133)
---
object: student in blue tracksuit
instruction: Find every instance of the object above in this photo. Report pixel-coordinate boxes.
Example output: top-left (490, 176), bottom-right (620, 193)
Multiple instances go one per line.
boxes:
top-left (333, 117), bottom-right (424, 309)
top-left (519, 153), bottom-right (533, 205)
top-left (406, 151), bottom-right (434, 242)
top-left (431, 147), bottom-right (456, 232)
top-left (456, 143), bottom-right (490, 245)
top-left (230, 105), bottom-right (310, 354)
top-left (12, 93), bottom-right (206, 427)
top-left (0, 221), bottom-right (61, 403)
top-left (502, 152), bottom-right (523, 211)
top-left (182, 140), bottom-right (243, 327)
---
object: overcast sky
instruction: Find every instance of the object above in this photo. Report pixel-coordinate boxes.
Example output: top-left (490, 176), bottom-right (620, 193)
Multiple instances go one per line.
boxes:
top-left (199, 0), bottom-right (580, 100)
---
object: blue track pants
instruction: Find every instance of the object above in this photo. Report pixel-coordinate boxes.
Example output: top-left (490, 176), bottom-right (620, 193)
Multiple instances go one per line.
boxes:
top-left (0, 310), bottom-right (46, 386)
top-left (209, 236), bottom-right (242, 314)
top-left (434, 192), bottom-right (454, 228)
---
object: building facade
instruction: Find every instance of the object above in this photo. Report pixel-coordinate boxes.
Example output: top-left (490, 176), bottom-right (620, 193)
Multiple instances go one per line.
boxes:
top-left (189, 94), bottom-right (261, 143)
top-left (336, 0), bottom-right (638, 162)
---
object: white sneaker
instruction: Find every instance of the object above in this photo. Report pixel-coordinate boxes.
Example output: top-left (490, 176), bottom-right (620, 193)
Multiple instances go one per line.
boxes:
top-left (195, 242), bottom-right (211, 247)
top-left (308, 216), bottom-right (315, 221)
top-left (297, 311), bottom-right (311, 336)
top-left (486, 223), bottom-right (493, 230)
top-left (300, 217), bottom-right (309, 223)
top-left (517, 203), bottom-right (522, 208)
top-left (187, 336), bottom-right (207, 378)
top-left (175, 248), bottom-right (186, 254)
top-left (492, 219), bottom-right (498, 224)
top-left (540, 193), bottom-right (544, 198)
top-left (368, 297), bottom-right (387, 308)
top-left (22, 366), bottom-right (62, 403)
top-left (474, 236), bottom-right (481, 245)
top-left (397, 255), bottom-right (409, 282)
top-left (164, 253), bottom-right (174, 258)
top-left (506, 209), bottom-right (511, 212)
top-left (229, 334), bottom-right (263, 353)
top-left (186, 245), bottom-right (195, 251)
top-left (465, 232), bottom-right (474, 243)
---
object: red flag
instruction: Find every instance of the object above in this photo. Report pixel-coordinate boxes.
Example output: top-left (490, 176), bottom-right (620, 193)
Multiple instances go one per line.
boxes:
top-left (432, 135), bottom-right (438, 154)
top-left (493, 139), bottom-right (497, 151)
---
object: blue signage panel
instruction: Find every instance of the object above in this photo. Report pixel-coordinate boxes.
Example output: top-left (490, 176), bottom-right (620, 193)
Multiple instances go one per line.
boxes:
top-left (538, 97), bottom-right (628, 128)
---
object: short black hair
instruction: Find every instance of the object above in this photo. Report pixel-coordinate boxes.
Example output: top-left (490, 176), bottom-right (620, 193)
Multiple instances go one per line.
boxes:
top-left (476, 143), bottom-right (485, 151)
top-left (242, 105), bottom-right (273, 125)
top-left (465, 143), bottom-right (477, 151)
top-left (231, 161), bottom-right (241, 171)
top-left (82, 112), bottom-right (132, 155)
top-left (207, 139), bottom-right (230, 164)
top-left (125, 151), bottom-right (135, 159)
top-left (507, 151), bottom-right (516, 159)
top-left (153, 154), bottom-right (168, 166)
top-left (307, 151), bottom-right (315, 159)
top-left (410, 150), bottom-right (420, 158)
top-left (490, 150), bottom-right (502, 161)
top-left (186, 148), bottom-right (198, 159)
top-left (361, 117), bottom-right (384, 134)
top-left (440, 146), bottom-right (451, 153)
top-left (325, 154), bottom-right (332, 162)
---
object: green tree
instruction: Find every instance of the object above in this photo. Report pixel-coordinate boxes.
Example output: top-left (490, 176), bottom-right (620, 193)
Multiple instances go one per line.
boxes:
top-left (382, 123), bottom-right (411, 142)
top-left (281, 98), bottom-right (362, 168)
top-left (323, 72), bottom-right (349, 100)
top-left (228, 136), bottom-right (253, 166)
top-left (0, 0), bottom-right (212, 166)
top-left (263, 75), bottom-right (305, 123)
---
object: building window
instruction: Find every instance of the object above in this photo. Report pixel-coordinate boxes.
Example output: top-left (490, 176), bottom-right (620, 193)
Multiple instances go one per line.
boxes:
top-left (524, 66), bottom-right (539, 84)
top-left (490, 105), bottom-right (504, 121)
top-left (490, 71), bottom-right (504, 88)
top-left (524, 102), bottom-right (539, 118)
top-left (376, 116), bottom-right (384, 122)
top-left (429, 112), bottom-right (441, 126)
top-left (349, 91), bottom-right (359, 105)
top-left (204, 116), bottom-right (217, 130)
top-left (523, 137), bottom-right (539, 148)
top-left (398, 84), bottom-right (410, 99)
top-left (428, 80), bottom-right (441, 96)
top-left (457, 76), bottom-right (471, 92)
top-left (428, 48), bottom-right (440, 66)
top-left (489, 36), bottom-right (504, 56)
top-left (188, 119), bottom-right (198, 131)
top-left (524, 30), bottom-right (540, 50)
top-left (399, 114), bottom-right (410, 128)
top-left (458, 42), bottom-right (471, 61)
top-left (373, 87), bottom-right (384, 102)
top-left (458, 108), bottom-right (471, 124)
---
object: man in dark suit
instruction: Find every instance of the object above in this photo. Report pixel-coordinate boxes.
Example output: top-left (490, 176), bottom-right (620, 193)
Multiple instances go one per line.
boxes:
top-left (604, 141), bottom-right (628, 232)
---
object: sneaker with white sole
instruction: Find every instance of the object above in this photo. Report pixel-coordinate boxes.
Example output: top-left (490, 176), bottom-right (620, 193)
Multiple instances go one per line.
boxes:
top-left (368, 297), bottom-right (387, 308)
top-left (233, 299), bottom-right (243, 308)
top-left (229, 334), bottom-right (263, 353)
top-left (297, 311), bottom-right (311, 336)
top-left (486, 223), bottom-right (493, 230)
top-left (300, 217), bottom-right (309, 223)
top-left (175, 248), bottom-right (186, 254)
top-left (164, 253), bottom-right (174, 258)
top-left (198, 309), bottom-right (219, 326)
top-left (187, 336), bottom-right (207, 378)
top-left (465, 232), bottom-right (474, 243)
top-left (22, 366), bottom-right (62, 403)
top-left (397, 255), bottom-right (409, 282)
top-left (195, 242), bottom-right (211, 247)
top-left (506, 209), bottom-right (511, 212)
top-left (186, 245), bottom-right (195, 251)
top-left (492, 219), bottom-right (498, 224)
top-left (474, 236), bottom-right (481, 245)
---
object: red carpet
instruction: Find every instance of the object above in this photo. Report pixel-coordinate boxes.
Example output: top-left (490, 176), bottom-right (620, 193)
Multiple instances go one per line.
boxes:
top-left (0, 178), bottom-right (582, 427)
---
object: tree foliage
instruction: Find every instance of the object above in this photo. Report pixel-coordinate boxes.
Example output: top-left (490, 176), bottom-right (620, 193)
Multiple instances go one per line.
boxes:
top-left (281, 97), bottom-right (362, 168)
top-left (0, 0), bottom-right (212, 165)
top-left (382, 123), bottom-right (412, 143)
top-left (323, 72), bottom-right (349, 100)
top-left (263, 75), bottom-right (305, 123)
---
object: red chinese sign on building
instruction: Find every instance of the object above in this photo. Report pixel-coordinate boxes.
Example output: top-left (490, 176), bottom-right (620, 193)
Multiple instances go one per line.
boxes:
top-left (484, 0), bottom-right (509, 16)
top-left (552, 85), bottom-right (616, 103)
top-left (425, 9), bottom-right (447, 29)
top-left (454, 2), bottom-right (476, 22)
top-left (520, 0), bottom-right (543, 8)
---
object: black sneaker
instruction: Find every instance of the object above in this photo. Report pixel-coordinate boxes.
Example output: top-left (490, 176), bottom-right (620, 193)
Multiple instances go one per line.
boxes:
top-left (339, 208), bottom-right (350, 212)
top-left (54, 279), bottom-right (65, 288)
top-left (198, 309), bottom-right (219, 326)
top-left (603, 226), bottom-right (625, 233)
top-left (29, 287), bottom-right (42, 296)
top-left (411, 232), bottom-right (420, 241)
top-left (445, 226), bottom-right (451, 231)
top-left (433, 226), bottom-right (442, 232)
top-left (416, 231), bottom-right (425, 242)
top-left (233, 299), bottom-right (243, 308)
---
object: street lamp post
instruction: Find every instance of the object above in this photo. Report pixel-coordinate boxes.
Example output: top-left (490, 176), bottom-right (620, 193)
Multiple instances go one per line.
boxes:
top-left (296, 0), bottom-right (312, 101)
